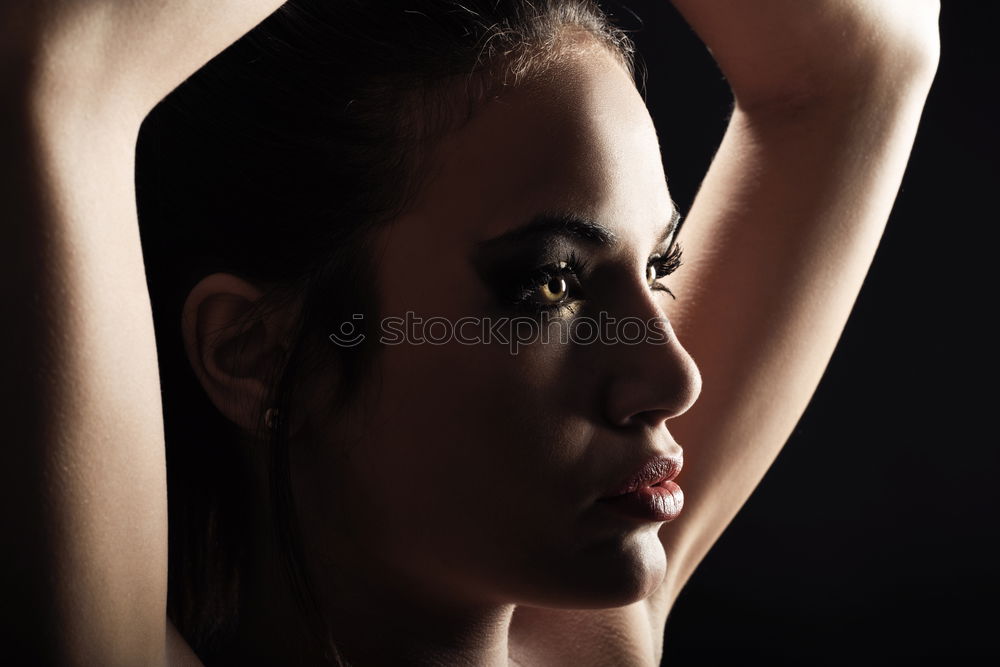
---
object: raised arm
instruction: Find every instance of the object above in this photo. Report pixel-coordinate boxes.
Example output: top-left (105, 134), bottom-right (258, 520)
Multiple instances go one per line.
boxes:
top-left (647, 0), bottom-right (940, 647)
top-left (0, 2), bottom-right (284, 663)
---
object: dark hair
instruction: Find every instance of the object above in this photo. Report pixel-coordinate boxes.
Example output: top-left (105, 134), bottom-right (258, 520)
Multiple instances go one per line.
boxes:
top-left (136, 0), bottom-right (639, 661)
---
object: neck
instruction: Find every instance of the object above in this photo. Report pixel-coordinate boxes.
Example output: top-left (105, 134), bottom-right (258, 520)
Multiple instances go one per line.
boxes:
top-left (227, 537), bottom-right (517, 666)
top-left (323, 579), bottom-right (516, 666)
top-left (220, 465), bottom-right (517, 666)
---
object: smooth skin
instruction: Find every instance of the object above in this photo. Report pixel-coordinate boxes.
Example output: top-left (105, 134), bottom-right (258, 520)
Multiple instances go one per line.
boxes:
top-left (0, 1), bottom-right (939, 665)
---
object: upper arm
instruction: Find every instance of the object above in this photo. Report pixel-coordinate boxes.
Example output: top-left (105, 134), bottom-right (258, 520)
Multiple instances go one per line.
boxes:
top-left (0, 2), bottom-right (284, 662)
top-left (0, 96), bottom-right (171, 664)
top-left (646, 38), bottom-right (939, 642)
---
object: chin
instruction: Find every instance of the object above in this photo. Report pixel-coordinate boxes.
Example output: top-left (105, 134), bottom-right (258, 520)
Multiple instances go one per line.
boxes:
top-left (512, 528), bottom-right (669, 609)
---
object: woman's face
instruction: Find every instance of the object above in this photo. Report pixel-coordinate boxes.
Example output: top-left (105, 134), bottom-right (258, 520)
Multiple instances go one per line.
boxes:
top-left (297, 40), bottom-right (701, 612)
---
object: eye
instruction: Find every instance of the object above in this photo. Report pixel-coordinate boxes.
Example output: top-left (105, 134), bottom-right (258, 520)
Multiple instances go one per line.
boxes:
top-left (524, 260), bottom-right (577, 311)
top-left (509, 255), bottom-right (589, 315)
top-left (539, 274), bottom-right (569, 304)
top-left (645, 264), bottom-right (658, 288)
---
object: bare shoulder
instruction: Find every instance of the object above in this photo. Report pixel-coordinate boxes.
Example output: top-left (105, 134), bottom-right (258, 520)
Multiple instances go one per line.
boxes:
top-left (167, 619), bottom-right (204, 667)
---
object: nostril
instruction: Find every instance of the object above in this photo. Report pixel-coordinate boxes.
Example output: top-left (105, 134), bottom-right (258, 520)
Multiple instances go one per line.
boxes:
top-left (617, 408), bottom-right (675, 430)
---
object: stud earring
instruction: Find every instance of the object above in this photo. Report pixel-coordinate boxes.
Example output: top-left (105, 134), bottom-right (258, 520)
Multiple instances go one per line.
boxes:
top-left (264, 407), bottom-right (281, 430)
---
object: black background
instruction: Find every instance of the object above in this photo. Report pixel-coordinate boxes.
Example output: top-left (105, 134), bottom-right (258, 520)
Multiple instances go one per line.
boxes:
top-left (599, 2), bottom-right (996, 665)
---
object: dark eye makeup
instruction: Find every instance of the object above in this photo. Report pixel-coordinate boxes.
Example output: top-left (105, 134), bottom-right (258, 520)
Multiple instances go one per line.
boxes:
top-left (493, 242), bottom-right (685, 316)
top-left (505, 250), bottom-right (591, 315)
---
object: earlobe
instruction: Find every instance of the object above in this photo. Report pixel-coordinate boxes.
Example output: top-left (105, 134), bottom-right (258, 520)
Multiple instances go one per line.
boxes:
top-left (181, 272), bottom-right (289, 433)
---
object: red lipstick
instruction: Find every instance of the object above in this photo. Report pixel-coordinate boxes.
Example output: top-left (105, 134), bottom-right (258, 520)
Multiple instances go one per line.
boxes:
top-left (598, 455), bottom-right (684, 522)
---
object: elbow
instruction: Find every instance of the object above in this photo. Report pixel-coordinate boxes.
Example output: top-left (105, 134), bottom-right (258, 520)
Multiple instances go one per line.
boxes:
top-left (733, 3), bottom-right (941, 117)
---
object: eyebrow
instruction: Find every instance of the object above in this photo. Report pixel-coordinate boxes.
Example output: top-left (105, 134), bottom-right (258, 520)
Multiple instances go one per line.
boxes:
top-left (477, 205), bottom-right (682, 252)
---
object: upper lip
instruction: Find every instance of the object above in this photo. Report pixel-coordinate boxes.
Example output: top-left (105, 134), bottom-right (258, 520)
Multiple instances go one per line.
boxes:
top-left (599, 454), bottom-right (684, 499)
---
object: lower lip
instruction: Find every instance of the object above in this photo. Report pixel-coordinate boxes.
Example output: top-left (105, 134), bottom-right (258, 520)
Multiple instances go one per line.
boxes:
top-left (598, 481), bottom-right (684, 522)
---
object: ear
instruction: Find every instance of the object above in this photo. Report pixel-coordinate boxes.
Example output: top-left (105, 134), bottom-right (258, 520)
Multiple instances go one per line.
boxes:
top-left (181, 272), bottom-right (294, 435)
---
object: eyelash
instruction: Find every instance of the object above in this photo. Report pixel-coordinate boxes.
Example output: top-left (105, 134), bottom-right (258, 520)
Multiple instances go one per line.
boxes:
top-left (649, 242), bottom-right (684, 299)
top-left (510, 243), bottom-right (684, 314)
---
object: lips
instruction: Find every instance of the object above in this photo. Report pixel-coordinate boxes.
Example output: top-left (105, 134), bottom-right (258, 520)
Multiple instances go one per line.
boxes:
top-left (600, 455), bottom-right (683, 499)
top-left (597, 454), bottom-right (685, 522)
top-left (598, 481), bottom-right (684, 522)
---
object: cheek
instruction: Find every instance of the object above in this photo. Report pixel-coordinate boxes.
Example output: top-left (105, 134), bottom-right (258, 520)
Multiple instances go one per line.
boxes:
top-left (344, 336), bottom-right (593, 555)
top-left (368, 337), bottom-right (580, 491)
top-left (316, 329), bottom-right (668, 607)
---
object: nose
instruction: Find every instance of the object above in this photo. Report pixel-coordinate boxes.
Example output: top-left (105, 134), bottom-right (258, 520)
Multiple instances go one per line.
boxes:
top-left (600, 309), bottom-right (702, 430)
